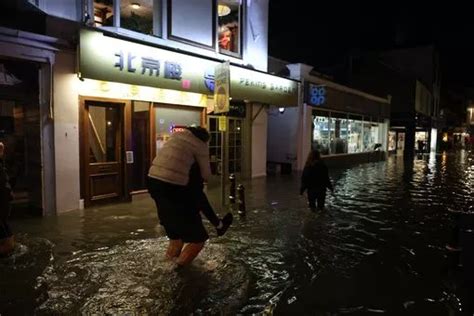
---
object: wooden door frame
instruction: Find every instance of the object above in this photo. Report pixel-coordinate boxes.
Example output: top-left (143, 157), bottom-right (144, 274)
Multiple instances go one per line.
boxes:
top-left (79, 96), bottom-right (132, 207)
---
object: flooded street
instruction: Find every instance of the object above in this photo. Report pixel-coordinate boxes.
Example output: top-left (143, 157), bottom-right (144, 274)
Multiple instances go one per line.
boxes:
top-left (1, 151), bottom-right (473, 315)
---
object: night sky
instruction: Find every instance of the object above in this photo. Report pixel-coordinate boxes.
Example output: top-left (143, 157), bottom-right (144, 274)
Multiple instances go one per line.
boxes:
top-left (268, 1), bottom-right (474, 89)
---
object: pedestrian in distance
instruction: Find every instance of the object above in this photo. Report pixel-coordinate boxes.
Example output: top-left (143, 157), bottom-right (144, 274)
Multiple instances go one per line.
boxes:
top-left (300, 149), bottom-right (334, 212)
top-left (147, 126), bottom-right (232, 268)
top-left (0, 141), bottom-right (14, 257)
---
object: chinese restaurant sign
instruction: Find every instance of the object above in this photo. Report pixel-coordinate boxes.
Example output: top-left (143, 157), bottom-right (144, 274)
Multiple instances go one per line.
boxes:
top-left (79, 29), bottom-right (298, 107)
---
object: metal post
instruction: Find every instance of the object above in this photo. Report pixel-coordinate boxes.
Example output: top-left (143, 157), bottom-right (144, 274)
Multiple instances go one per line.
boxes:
top-left (237, 184), bottom-right (246, 216)
top-left (220, 129), bottom-right (226, 208)
top-left (229, 173), bottom-right (236, 204)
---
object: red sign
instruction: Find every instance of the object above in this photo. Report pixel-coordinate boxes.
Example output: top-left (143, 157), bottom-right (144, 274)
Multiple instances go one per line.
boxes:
top-left (171, 125), bottom-right (187, 133)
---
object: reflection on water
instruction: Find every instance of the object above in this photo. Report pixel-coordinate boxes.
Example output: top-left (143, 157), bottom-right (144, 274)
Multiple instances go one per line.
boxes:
top-left (1, 151), bottom-right (473, 315)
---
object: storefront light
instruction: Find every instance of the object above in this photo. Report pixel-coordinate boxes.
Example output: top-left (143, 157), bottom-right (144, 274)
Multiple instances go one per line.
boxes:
top-left (278, 107), bottom-right (285, 114)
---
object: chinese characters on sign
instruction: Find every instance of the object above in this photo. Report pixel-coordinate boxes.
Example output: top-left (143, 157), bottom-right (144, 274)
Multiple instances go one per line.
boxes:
top-left (114, 51), bottom-right (182, 80)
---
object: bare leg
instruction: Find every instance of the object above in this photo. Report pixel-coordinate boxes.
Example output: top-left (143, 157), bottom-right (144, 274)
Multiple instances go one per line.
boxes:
top-left (166, 239), bottom-right (184, 260)
top-left (176, 242), bottom-right (205, 266)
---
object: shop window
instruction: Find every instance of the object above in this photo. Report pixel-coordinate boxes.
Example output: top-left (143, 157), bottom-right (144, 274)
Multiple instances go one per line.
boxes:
top-left (120, 0), bottom-right (155, 35)
top-left (312, 114), bottom-right (330, 155)
top-left (362, 121), bottom-right (372, 152)
top-left (347, 116), bottom-right (362, 153)
top-left (93, 0), bottom-right (114, 27)
top-left (329, 114), bottom-right (348, 154)
top-left (154, 106), bottom-right (201, 156)
top-left (218, 0), bottom-right (242, 56)
top-left (397, 133), bottom-right (405, 150)
top-left (415, 131), bottom-right (428, 153)
top-left (388, 131), bottom-right (396, 151)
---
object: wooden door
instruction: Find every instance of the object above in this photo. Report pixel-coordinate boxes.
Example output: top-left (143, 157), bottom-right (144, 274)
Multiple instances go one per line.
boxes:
top-left (82, 100), bottom-right (124, 206)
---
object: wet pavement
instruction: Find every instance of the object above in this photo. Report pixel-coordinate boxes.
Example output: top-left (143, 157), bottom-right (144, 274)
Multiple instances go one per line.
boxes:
top-left (1, 151), bottom-right (474, 315)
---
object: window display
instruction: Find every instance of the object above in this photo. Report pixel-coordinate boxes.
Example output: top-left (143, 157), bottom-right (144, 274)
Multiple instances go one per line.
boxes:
top-left (329, 116), bottom-right (348, 154)
top-left (397, 132), bottom-right (405, 150)
top-left (347, 117), bottom-right (362, 153)
top-left (312, 115), bottom-right (330, 155)
top-left (362, 122), bottom-right (381, 151)
top-left (154, 106), bottom-right (201, 155)
top-left (388, 131), bottom-right (396, 151)
top-left (415, 131), bottom-right (428, 152)
top-left (312, 111), bottom-right (386, 155)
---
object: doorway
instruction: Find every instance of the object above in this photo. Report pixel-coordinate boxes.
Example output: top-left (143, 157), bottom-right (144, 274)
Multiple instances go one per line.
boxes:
top-left (208, 116), bottom-right (244, 176)
top-left (81, 99), bottom-right (125, 207)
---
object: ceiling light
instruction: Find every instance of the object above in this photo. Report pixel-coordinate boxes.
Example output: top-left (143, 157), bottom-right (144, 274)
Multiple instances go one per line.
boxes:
top-left (218, 4), bottom-right (231, 16)
top-left (131, 3), bottom-right (140, 9)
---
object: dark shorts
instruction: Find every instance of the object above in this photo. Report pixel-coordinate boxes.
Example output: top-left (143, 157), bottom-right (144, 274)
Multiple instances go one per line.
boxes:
top-left (147, 177), bottom-right (208, 243)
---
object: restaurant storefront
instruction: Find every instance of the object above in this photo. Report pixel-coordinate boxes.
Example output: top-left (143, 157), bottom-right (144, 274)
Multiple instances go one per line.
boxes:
top-left (75, 28), bottom-right (298, 208)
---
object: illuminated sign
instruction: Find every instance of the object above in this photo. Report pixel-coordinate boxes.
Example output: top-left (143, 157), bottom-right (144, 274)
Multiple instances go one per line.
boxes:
top-left (79, 79), bottom-right (208, 108)
top-left (214, 61), bottom-right (230, 113)
top-left (79, 29), bottom-right (298, 107)
top-left (306, 83), bottom-right (326, 106)
top-left (170, 125), bottom-right (187, 133)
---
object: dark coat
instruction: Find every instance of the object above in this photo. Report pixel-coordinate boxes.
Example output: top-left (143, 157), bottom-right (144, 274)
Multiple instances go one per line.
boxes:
top-left (300, 160), bottom-right (333, 194)
top-left (0, 158), bottom-right (12, 217)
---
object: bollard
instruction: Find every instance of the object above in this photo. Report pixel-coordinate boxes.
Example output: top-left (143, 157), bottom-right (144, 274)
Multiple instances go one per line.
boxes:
top-left (237, 184), bottom-right (246, 216)
top-left (229, 173), bottom-right (236, 205)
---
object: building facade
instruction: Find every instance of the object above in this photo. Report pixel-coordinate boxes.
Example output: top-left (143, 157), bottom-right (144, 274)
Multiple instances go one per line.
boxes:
top-left (267, 61), bottom-right (390, 171)
top-left (319, 49), bottom-right (441, 159)
top-left (1, 0), bottom-right (299, 214)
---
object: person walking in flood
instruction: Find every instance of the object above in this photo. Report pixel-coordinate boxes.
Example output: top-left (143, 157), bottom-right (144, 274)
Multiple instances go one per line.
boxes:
top-left (147, 126), bottom-right (232, 267)
top-left (0, 142), bottom-right (14, 256)
top-left (300, 149), bottom-right (334, 212)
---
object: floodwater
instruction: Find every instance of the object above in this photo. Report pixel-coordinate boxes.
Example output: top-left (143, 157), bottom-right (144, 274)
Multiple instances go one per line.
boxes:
top-left (1, 151), bottom-right (473, 315)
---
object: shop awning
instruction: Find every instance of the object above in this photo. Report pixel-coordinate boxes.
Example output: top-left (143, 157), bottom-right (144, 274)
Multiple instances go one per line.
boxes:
top-left (79, 29), bottom-right (299, 107)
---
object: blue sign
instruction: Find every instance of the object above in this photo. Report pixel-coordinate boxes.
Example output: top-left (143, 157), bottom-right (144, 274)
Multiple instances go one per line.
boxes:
top-left (308, 84), bottom-right (326, 106)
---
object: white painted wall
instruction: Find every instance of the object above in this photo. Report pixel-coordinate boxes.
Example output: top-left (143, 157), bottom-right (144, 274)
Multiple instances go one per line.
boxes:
top-left (54, 51), bottom-right (81, 213)
top-left (299, 105), bottom-right (312, 171)
top-left (244, 0), bottom-right (269, 71)
top-left (251, 104), bottom-right (267, 178)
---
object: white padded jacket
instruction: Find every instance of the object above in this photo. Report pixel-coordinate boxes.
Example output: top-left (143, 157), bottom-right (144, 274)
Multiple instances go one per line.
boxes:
top-left (148, 129), bottom-right (211, 186)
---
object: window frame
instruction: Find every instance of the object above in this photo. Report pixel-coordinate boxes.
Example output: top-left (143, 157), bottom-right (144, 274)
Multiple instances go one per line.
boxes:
top-left (167, 0), bottom-right (217, 50)
top-left (216, 0), bottom-right (244, 59)
top-left (87, 0), bottom-right (245, 59)
top-left (90, 0), bottom-right (163, 38)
